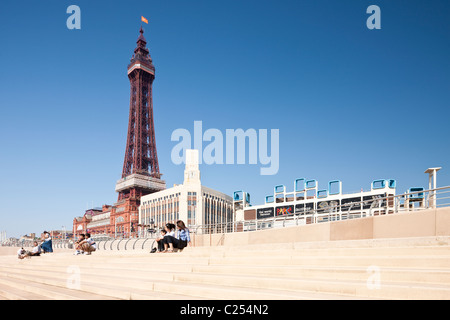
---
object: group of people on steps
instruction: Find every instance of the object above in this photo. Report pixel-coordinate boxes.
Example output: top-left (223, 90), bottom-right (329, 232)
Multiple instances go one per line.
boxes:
top-left (17, 231), bottom-right (53, 259)
top-left (153, 220), bottom-right (191, 253)
top-left (17, 220), bottom-right (191, 258)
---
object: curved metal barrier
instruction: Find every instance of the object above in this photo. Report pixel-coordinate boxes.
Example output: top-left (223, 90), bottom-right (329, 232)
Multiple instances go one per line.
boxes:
top-left (133, 239), bottom-right (145, 250)
top-left (2, 238), bottom-right (156, 252)
top-left (68, 238), bottom-right (156, 252)
top-left (124, 238), bottom-right (133, 251)
top-left (142, 239), bottom-right (155, 252)
top-left (110, 239), bottom-right (116, 251)
top-left (117, 239), bottom-right (125, 251)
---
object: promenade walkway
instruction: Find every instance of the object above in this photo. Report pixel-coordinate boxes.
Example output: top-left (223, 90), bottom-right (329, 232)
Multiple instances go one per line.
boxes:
top-left (1, 236), bottom-right (449, 300)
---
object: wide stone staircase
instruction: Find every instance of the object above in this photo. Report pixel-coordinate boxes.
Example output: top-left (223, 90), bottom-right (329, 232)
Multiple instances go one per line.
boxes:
top-left (0, 236), bottom-right (449, 300)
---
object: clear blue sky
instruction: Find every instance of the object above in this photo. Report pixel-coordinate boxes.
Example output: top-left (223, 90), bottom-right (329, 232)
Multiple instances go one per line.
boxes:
top-left (0, 0), bottom-right (449, 238)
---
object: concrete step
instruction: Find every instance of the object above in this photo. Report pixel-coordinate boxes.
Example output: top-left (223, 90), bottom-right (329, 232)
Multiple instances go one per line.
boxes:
top-left (14, 244), bottom-right (450, 259)
top-left (7, 236), bottom-right (450, 257)
top-left (10, 257), bottom-right (450, 292)
top-left (198, 246), bottom-right (450, 258)
top-left (2, 236), bottom-right (449, 300)
top-left (29, 253), bottom-right (211, 265)
top-left (0, 266), bottom-right (207, 300)
top-left (9, 257), bottom-right (450, 290)
top-left (173, 272), bottom-right (450, 300)
top-left (151, 278), bottom-right (366, 300)
top-left (0, 265), bottom-right (175, 284)
top-left (208, 255), bottom-right (450, 268)
top-left (0, 265), bottom-right (355, 300)
top-left (191, 264), bottom-right (450, 285)
top-left (0, 278), bottom-right (53, 300)
top-left (0, 260), bottom-right (371, 300)
top-left (0, 268), bottom-right (201, 300)
top-left (0, 275), bottom-right (116, 300)
top-left (14, 251), bottom-right (450, 269)
top-left (10, 258), bottom-right (443, 300)
top-left (0, 263), bottom-right (195, 275)
top-left (96, 242), bottom-right (450, 257)
top-left (188, 236), bottom-right (450, 252)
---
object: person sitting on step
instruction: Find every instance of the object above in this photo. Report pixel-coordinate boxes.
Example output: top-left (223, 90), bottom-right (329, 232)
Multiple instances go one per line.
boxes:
top-left (28, 241), bottom-right (41, 257)
top-left (17, 242), bottom-right (40, 259)
top-left (152, 228), bottom-right (167, 253)
top-left (40, 231), bottom-right (53, 253)
top-left (163, 220), bottom-right (191, 253)
top-left (74, 233), bottom-right (85, 255)
top-left (161, 223), bottom-right (176, 253)
top-left (78, 233), bottom-right (96, 255)
top-left (17, 247), bottom-right (28, 259)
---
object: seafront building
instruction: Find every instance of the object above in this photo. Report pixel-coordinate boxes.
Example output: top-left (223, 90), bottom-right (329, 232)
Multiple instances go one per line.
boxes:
top-left (138, 150), bottom-right (233, 235)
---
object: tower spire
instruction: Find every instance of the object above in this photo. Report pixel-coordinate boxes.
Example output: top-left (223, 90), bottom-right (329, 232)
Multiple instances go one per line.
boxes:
top-left (130, 26), bottom-right (153, 70)
top-left (137, 26), bottom-right (145, 43)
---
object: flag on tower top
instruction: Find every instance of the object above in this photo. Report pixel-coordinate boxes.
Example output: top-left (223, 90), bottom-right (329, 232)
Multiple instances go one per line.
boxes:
top-left (141, 16), bottom-right (148, 24)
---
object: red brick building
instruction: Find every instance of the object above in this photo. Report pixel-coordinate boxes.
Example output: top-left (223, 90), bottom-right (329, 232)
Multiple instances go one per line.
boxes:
top-left (73, 204), bottom-right (139, 238)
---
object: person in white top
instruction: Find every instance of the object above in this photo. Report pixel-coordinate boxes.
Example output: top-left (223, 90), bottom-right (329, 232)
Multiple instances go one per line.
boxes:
top-left (162, 223), bottom-right (178, 253)
top-left (163, 220), bottom-right (191, 253)
top-left (17, 241), bottom-right (42, 259)
top-left (164, 223), bottom-right (176, 237)
top-left (152, 229), bottom-right (167, 253)
top-left (29, 241), bottom-right (41, 256)
top-left (151, 223), bottom-right (176, 253)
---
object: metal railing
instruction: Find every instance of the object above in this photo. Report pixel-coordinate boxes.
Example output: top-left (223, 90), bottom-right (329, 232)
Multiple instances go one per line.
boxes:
top-left (1, 239), bottom-right (36, 248)
top-left (193, 186), bottom-right (450, 235)
top-left (48, 235), bottom-right (159, 252)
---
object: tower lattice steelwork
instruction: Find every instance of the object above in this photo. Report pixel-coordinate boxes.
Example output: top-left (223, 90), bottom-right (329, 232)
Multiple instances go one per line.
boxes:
top-left (116, 27), bottom-right (166, 201)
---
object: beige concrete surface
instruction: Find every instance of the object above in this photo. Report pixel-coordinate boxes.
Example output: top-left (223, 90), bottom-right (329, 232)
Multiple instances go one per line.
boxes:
top-left (1, 207), bottom-right (449, 300)
top-left (0, 237), bottom-right (449, 300)
top-left (0, 247), bottom-right (70, 257)
top-left (192, 207), bottom-right (450, 247)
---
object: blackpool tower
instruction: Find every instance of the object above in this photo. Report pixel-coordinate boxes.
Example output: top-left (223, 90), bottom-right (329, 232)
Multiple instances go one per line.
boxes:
top-left (115, 27), bottom-right (166, 206)
top-left (73, 27), bottom-right (166, 238)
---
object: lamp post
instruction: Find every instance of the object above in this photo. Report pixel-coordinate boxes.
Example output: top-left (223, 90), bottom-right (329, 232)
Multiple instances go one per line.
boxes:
top-left (425, 167), bottom-right (441, 208)
top-left (148, 219), bottom-right (155, 238)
